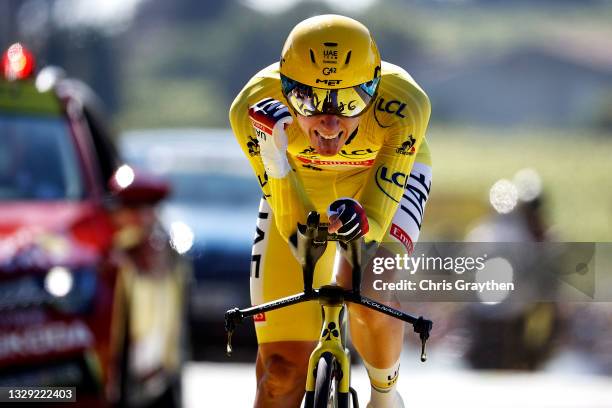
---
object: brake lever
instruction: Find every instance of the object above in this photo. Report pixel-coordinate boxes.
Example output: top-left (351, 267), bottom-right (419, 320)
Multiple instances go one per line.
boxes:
top-left (413, 316), bottom-right (433, 362)
top-left (226, 331), bottom-right (234, 356)
top-left (224, 307), bottom-right (243, 357)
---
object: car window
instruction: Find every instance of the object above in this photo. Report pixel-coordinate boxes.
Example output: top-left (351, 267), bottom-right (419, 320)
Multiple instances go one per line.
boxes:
top-left (0, 115), bottom-right (83, 200)
top-left (120, 134), bottom-right (262, 207)
top-left (167, 172), bottom-right (261, 207)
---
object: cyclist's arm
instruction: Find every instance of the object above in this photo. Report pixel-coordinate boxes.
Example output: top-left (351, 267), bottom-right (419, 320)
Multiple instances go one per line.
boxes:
top-left (358, 89), bottom-right (431, 244)
top-left (229, 75), bottom-right (313, 242)
top-left (399, 139), bottom-right (432, 247)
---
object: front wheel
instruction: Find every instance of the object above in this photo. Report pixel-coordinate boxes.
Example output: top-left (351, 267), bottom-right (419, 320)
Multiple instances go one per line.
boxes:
top-left (310, 353), bottom-right (351, 408)
top-left (313, 353), bottom-right (334, 407)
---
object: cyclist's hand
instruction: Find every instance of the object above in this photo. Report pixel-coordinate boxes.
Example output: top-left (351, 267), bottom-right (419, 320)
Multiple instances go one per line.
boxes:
top-left (327, 198), bottom-right (369, 242)
top-left (248, 98), bottom-right (293, 178)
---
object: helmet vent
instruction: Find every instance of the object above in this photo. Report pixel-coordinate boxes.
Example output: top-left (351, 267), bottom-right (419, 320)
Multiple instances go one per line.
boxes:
top-left (309, 49), bottom-right (316, 63)
top-left (344, 51), bottom-right (352, 65)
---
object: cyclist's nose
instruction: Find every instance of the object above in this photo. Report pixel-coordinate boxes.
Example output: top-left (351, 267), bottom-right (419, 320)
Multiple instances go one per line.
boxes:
top-left (318, 115), bottom-right (341, 132)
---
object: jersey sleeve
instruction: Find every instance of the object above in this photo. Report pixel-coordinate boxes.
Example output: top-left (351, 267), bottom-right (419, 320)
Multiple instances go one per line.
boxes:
top-left (229, 68), bottom-right (313, 242)
top-left (358, 77), bottom-right (431, 243)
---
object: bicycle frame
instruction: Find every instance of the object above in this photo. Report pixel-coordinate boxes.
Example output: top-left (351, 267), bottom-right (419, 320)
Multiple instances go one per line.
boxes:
top-left (224, 211), bottom-right (433, 406)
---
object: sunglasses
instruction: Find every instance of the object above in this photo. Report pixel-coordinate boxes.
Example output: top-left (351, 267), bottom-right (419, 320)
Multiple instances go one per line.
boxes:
top-left (280, 74), bottom-right (380, 118)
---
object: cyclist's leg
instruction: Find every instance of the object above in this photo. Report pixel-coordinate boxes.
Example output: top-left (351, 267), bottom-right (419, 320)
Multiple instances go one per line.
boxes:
top-left (255, 341), bottom-right (316, 407)
top-left (250, 198), bottom-right (336, 407)
top-left (337, 246), bottom-right (405, 408)
top-left (339, 149), bottom-right (432, 365)
top-left (339, 146), bottom-right (433, 407)
top-left (336, 245), bottom-right (405, 363)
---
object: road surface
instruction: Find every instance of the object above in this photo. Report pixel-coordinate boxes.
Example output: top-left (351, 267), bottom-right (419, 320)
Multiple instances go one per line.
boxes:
top-left (183, 350), bottom-right (612, 407)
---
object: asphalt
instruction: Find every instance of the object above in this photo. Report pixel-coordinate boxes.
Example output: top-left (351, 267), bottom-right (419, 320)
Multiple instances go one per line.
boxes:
top-left (183, 349), bottom-right (612, 407)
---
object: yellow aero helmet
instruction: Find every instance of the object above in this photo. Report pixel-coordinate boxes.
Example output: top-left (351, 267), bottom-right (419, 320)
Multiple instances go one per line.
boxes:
top-left (280, 14), bottom-right (380, 88)
top-left (280, 15), bottom-right (381, 117)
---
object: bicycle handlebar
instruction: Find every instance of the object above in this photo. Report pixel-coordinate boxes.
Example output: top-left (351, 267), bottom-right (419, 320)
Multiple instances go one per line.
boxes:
top-left (225, 211), bottom-right (433, 362)
top-left (297, 211), bottom-right (364, 294)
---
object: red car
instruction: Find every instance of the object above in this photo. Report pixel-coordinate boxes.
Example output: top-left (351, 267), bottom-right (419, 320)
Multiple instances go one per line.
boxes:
top-left (0, 44), bottom-right (188, 407)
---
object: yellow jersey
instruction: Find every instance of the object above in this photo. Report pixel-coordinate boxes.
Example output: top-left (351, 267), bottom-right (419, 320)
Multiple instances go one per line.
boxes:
top-left (229, 61), bottom-right (431, 243)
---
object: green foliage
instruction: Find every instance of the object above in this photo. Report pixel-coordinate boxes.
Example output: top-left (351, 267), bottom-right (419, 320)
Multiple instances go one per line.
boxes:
top-left (118, 77), bottom-right (226, 128)
top-left (116, 1), bottom-right (612, 128)
top-left (425, 126), bottom-right (612, 241)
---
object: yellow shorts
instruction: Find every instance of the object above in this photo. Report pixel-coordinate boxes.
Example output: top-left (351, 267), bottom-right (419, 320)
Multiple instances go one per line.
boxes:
top-left (250, 161), bottom-right (432, 344)
top-left (249, 198), bottom-right (336, 343)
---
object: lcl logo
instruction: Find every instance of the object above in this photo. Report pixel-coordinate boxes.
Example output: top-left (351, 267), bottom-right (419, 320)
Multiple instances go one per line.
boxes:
top-left (374, 97), bottom-right (409, 128)
top-left (376, 98), bottom-right (407, 118)
top-left (374, 165), bottom-right (408, 203)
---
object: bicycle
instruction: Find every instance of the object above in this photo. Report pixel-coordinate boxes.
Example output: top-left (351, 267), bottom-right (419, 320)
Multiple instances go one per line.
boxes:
top-left (225, 211), bottom-right (433, 408)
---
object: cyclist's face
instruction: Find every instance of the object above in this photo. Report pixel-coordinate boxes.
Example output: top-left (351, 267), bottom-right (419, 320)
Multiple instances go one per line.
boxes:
top-left (295, 114), bottom-right (360, 157)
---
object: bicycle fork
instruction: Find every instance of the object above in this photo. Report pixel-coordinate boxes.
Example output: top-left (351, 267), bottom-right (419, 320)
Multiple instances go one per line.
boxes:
top-left (304, 297), bottom-right (355, 407)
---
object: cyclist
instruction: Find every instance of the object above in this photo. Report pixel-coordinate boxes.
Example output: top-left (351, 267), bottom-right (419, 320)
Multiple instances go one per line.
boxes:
top-left (229, 14), bottom-right (432, 408)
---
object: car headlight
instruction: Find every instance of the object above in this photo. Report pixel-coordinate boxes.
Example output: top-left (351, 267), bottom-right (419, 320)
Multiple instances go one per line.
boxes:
top-left (169, 221), bottom-right (195, 254)
top-left (45, 267), bottom-right (98, 313)
top-left (44, 266), bottom-right (74, 297)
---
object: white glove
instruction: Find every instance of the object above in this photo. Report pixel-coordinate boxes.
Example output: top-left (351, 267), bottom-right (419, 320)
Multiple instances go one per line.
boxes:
top-left (248, 98), bottom-right (293, 178)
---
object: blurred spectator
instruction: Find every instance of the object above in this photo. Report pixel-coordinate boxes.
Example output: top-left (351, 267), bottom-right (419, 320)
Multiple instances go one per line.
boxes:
top-left (464, 171), bottom-right (563, 370)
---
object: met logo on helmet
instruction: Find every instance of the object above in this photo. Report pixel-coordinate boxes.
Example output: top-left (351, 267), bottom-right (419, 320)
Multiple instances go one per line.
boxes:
top-left (316, 78), bottom-right (342, 86)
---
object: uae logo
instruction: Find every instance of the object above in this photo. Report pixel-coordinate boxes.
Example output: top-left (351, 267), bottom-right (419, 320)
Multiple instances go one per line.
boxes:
top-left (322, 41), bottom-right (338, 64)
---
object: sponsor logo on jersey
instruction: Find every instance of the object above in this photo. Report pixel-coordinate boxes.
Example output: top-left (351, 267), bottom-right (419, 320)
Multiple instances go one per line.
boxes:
top-left (390, 223), bottom-right (414, 254)
top-left (378, 98), bottom-right (407, 118)
top-left (253, 312), bottom-right (266, 322)
top-left (396, 135), bottom-right (416, 156)
top-left (374, 97), bottom-right (408, 128)
top-left (252, 120), bottom-right (272, 138)
top-left (338, 148), bottom-right (377, 159)
top-left (344, 127), bottom-right (359, 145)
top-left (302, 164), bottom-right (323, 171)
top-left (247, 136), bottom-right (260, 157)
top-left (391, 164), bottom-right (432, 248)
top-left (257, 172), bottom-right (271, 198)
top-left (374, 165), bottom-right (409, 203)
top-left (297, 156), bottom-right (374, 167)
top-left (299, 146), bottom-right (317, 156)
top-left (398, 170), bottom-right (431, 231)
top-left (251, 209), bottom-right (270, 281)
